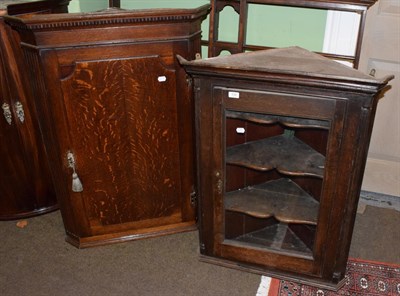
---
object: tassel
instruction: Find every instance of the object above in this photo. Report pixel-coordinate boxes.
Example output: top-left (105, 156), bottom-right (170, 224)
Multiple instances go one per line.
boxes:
top-left (67, 151), bottom-right (83, 193)
top-left (72, 172), bottom-right (83, 192)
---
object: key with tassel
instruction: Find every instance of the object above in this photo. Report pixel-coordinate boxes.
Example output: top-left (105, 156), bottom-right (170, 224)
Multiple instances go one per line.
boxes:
top-left (67, 151), bottom-right (83, 193)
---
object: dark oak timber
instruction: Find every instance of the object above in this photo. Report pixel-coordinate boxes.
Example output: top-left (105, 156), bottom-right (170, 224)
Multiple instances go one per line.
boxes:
top-left (179, 47), bottom-right (393, 290)
top-left (6, 4), bottom-right (210, 247)
top-left (0, 0), bottom-right (70, 220)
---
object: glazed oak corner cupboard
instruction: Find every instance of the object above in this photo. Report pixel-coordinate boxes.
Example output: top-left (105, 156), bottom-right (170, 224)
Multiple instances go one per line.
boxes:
top-left (0, 0), bottom-right (70, 220)
top-left (179, 47), bottom-right (393, 289)
top-left (5, 5), bottom-right (210, 248)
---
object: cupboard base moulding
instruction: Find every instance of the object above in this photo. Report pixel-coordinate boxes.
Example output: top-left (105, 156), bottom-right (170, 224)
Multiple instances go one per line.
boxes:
top-left (65, 222), bottom-right (197, 249)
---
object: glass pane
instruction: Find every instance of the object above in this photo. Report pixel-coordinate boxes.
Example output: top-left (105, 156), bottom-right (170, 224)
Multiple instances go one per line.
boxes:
top-left (224, 110), bottom-right (329, 257)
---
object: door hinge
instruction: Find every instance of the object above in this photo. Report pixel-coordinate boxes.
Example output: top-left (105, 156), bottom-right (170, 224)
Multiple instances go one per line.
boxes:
top-left (190, 191), bottom-right (197, 206)
top-left (186, 75), bottom-right (193, 87)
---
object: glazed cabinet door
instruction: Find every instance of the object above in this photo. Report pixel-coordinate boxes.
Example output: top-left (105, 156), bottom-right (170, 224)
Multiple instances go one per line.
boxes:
top-left (38, 43), bottom-right (195, 244)
top-left (198, 84), bottom-right (349, 281)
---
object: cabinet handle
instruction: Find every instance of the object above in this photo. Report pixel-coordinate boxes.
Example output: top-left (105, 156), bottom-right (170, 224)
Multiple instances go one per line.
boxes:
top-left (2, 103), bottom-right (12, 125)
top-left (14, 101), bottom-right (25, 123)
top-left (67, 151), bottom-right (83, 193)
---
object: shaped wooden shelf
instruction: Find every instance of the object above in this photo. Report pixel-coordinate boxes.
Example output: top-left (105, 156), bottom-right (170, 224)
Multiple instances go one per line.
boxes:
top-left (226, 110), bottom-right (330, 130)
top-left (224, 178), bottom-right (319, 225)
top-left (226, 135), bottom-right (325, 178)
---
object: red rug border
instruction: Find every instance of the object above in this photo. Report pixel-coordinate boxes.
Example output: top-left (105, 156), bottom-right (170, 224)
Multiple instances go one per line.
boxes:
top-left (267, 257), bottom-right (400, 296)
top-left (347, 257), bottom-right (400, 268)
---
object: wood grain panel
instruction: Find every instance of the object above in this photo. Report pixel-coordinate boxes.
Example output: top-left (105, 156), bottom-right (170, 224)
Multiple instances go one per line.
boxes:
top-left (60, 56), bottom-right (181, 227)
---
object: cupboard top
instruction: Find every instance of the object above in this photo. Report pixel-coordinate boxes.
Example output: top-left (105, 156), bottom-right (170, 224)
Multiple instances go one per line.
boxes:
top-left (5, 4), bottom-right (210, 48)
top-left (5, 4), bottom-right (210, 30)
top-left (179, 47), bottom-right (393, 92)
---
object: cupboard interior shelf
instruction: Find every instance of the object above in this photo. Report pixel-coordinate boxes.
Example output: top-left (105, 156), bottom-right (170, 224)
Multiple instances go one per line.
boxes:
top-left (226, 110), bottom-right (330, 130)
top-left (224, 178), bottom-right (319, 225)
top-left (229, 223), bottom-right (314, 257)
top-left (226, 135), bottom-right (325, 178)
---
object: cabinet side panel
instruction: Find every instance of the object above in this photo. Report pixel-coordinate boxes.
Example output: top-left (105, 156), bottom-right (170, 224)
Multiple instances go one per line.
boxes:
top-left (325, 95), bottom-right (378, 280)
top-left (195, 78), bottom-right (217, 255)
top-left (21, 48), bottom-right (87, 234)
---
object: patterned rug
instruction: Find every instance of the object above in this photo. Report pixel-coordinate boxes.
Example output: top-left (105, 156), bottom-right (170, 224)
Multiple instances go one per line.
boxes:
top-left (257, 258), bottom-right (400, 296)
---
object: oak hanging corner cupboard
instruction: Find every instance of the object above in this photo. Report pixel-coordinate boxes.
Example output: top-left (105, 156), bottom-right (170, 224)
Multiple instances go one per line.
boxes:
top-left (179, 46), bottom-right (393, 290)
top-left (5, 4), bottom-right (210, 248)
